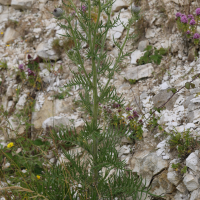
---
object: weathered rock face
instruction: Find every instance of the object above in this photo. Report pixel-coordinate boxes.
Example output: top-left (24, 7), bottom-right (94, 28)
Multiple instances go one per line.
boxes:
top-left (150, 170), bottom-right (176, 196)
top-left (3, 27), bottom-right (20, 44)
top-left (124, 63), bottom-right (154, 81)
top-left (152, 89), bottom-right (179, 110)
top-left (112, 0), bottom-right (129, 12)
top-left (11, 0), bottom-right (36, 10)
top-left (36, 42), bottom-right (60, 61)
top-left (0, 0), bottom-right (11, 5)
top-left (129, 151), bottom-right (168, 187)
top-left (2, 0), bottom-right (200, 198)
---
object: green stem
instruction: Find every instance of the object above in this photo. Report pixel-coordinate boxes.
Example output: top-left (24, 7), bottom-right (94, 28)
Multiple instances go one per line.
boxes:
top-left (86, 0), bottom-right (99, 197)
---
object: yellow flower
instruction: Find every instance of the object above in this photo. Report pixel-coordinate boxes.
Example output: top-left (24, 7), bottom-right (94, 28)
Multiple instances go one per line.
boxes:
top-left (7, 142), bottom-right (14, 148)
top-left (16, 89), bottom-right (18, 91)
top-left (36, 175), bottom-right (41, 180)
top-left (1, 32), bottom-right (3, 35)
top-left (175, 169), bottom-right (178, 171)
top-left (6, 44), bottom-right (10, 47)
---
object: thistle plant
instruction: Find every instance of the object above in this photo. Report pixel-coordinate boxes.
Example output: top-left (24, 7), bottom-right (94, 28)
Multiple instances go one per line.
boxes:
top-left (46, 0), bottom-right (160, 198)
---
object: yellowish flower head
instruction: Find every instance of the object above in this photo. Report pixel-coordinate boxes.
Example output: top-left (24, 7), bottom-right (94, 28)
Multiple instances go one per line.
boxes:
top-left (36, 175), bottom-right (41, 180)
top-left (6, 45), bottom-right (10, 47)
top-left (1, 32), bottom-right (3, 35)
top-left (7, 142), bottom-right (14, 148)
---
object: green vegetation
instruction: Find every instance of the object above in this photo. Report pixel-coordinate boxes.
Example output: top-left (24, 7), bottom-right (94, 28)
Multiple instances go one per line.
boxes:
top-left (137, 45), bottom-right (168, 65)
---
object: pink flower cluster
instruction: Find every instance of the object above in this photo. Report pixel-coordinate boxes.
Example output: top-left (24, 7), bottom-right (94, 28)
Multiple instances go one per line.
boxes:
top-left (176, 8), bottom-right (200, 44)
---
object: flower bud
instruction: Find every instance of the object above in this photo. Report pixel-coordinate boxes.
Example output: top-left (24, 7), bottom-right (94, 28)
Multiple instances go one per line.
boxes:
top-left (53, 8), bottom-right (64, 18)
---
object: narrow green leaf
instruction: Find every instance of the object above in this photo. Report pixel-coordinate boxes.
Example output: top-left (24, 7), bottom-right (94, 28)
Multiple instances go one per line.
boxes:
top-left (33, 139), bottom-right (44, 146)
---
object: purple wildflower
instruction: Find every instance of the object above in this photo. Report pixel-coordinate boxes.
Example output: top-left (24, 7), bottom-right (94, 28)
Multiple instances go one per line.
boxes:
top-left (81, 5), bottom-right (87, 13)
top-left (118, 109), bottom-right (121, 113)
top-left (190, 19), bottom-right (196, 25)
top-left (112, 103), bottom-right (121, 108)
top-left (181, 15), bottom-right (188, 24)
top-left (127, 115), bottom-right (134, 120)
top-left (186, 30), bottom-right (191, 34)
top-left (71, 11), bottom-right (76, 16)
top-left (176, 12), bottom-right (182, 18)
top-left (193, 33), bottom-right (200, 39)
top-left (126, 107), bottom-right (132, 111)
top-left (18, 64), bottom-right (24, 70)
top-left (27, 68), bottom-right (35, 76)
top-left (27, 54), bottom-right (32, 60)
top-left (138, 119), bottom-right (143, 124)
top-left (133, 111), bottom-right (139, 118)
top-left (196, 8), bottom-right (200, 16)
top-left (188, 14), bottom-right (194, 19)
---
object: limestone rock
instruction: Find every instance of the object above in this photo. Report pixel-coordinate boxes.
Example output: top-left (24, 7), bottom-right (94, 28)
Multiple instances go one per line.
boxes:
top-left (112, 0), bottom-right (129, 12)
top-left (152, 89), bottom-right (179, 110)
top-left (145, 28), bottom-right (156, 39)
top-left (190, 189), bottom-right (200, 200)
top-left (7, 116), bottom-right (25, 138)
top-left (183, 174), bottom-right (199, 192)
top-left (174, 191), bottom-right (190, 200)
top-left (31, 97), bottom-right (54, 130)
top-left (0, 0), bottom-right (11, 5)
top-left (42, 116), bottom-right (71, 131)
top-left (36, 42), bottom-right (59, 61)
top-left (188, 47), bottom-right (196, 62)
top-left (150, 170), bottom-right (175, 195)
top-left (3, 27), bottom-right (20, 44)
top-left (129, 150), bottom-right (150, 173)
top-left (186, 152), bottom-right (199, 172)
top-left (11, 0), bottom-right (36, 9)
top-left (138, 40), bottom-right (149, 52)
top-left (131, 50), bottom-right (144, 64)
top-left (16, 94), bottom-right (27, 110)
top-left (124, 63), bottom-right (154, 81)
top-left (129, 151), bottom-right (168, 187)
top-left (167, 171), bottom-right (181, 186)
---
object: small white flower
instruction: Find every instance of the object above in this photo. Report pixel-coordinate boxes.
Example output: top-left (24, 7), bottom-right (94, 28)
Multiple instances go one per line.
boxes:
top-left (22, 169), bottom-right (27, 173)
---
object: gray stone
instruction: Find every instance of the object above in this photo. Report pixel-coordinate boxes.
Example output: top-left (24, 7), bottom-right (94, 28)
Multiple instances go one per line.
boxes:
top-left (42, 116), bottom-right (71, 131)
top-left (3, 27), bottom-right (20, 44)
top-left (167, 171), bottom-right (181, 186)
top-left (11, 0), bottom-right (36, 9)
top-left (184, 95), bottom-right (194, 109)
top-left (150, 171), bottom-right (175, 195)
top-left (36, 42), bottom-right (60, 61)
top-left (190, 189), bottom-right (200, 200)
top-left (186, 152), bottom-right (199, 172)
top-left (131, 50), bottom-right (144, 64)
top-left (174, 191), bottom-right (190, 200)
top-left (145, 28), bottom-right (156, 39)
top-left (16, 94), bottom-right (27, 110)
top-left (124, 63), bottom-right (154, 81)
top-left (0, 0), bottom-right (11, 5)
top-left (129, 151), bottom-right (168, 187)
top-left (112, 0), bottom-right (129, 12)
top-left (188, 47), bottom-right (196, 62)
top-left (183, 174), bottom-right (199, 192)
top-left (138, 40), bottom-right (149, 52)
top-left (152, 89), bottom-right (179, 110)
